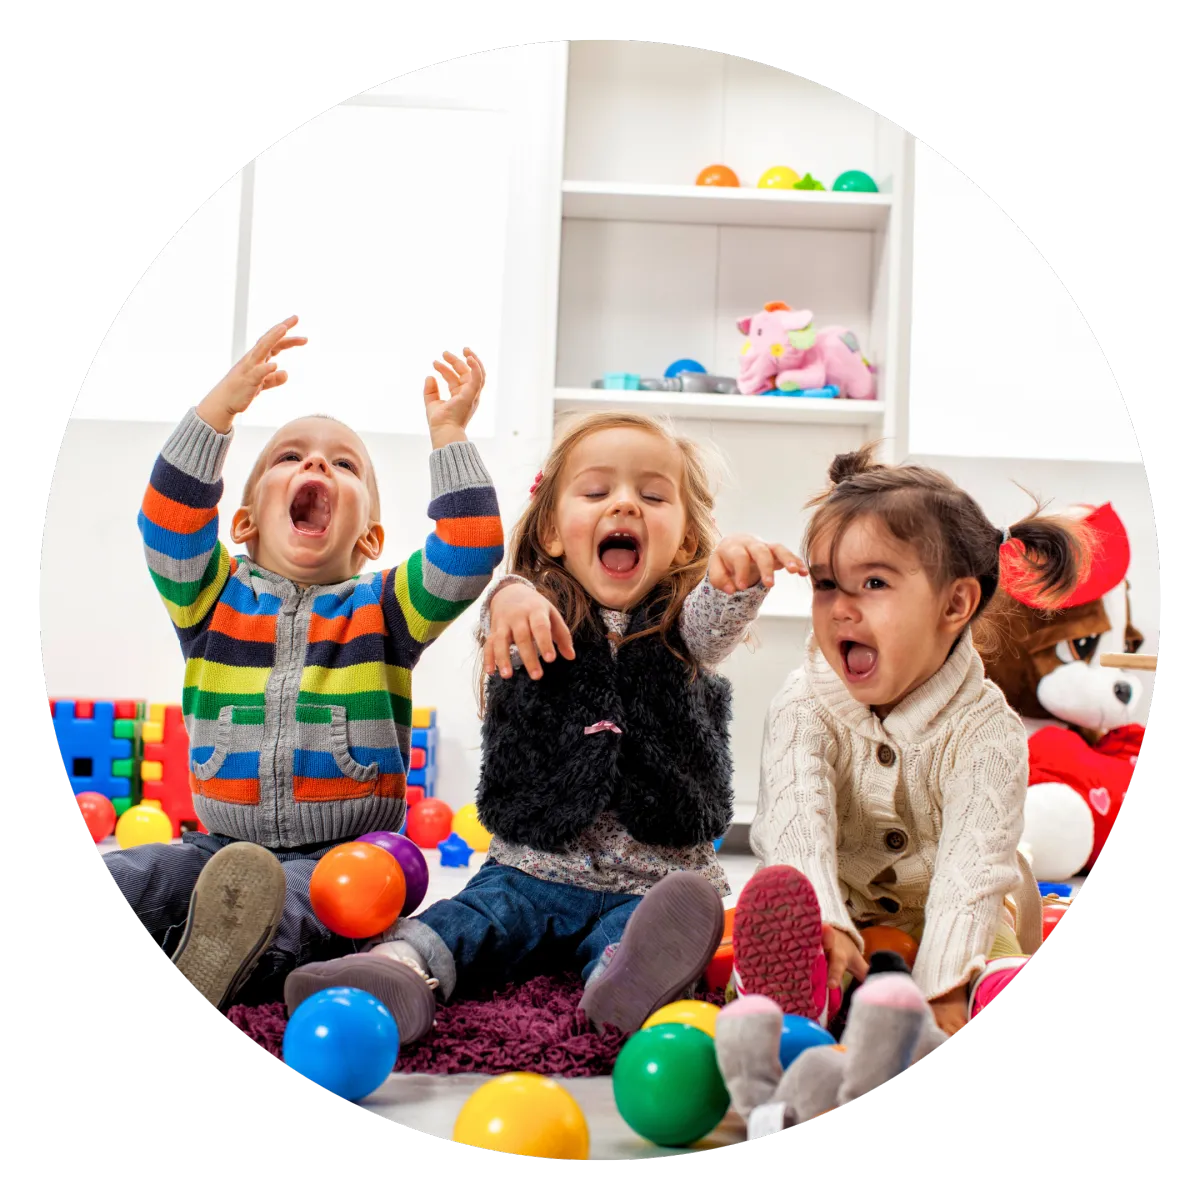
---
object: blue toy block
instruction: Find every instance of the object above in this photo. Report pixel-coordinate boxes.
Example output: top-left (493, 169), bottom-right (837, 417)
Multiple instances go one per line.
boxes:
top-left (406, 766), bottom-right (437, 792)
top-left (438, 832), bottom-right (472, 867)
top-left (763, 385), bottom-right (841, 398)
top-left (603, 372), bottom-right (641, 391)
top-left (52, 700), bottom-right (133, 800)
top-left (412, 727), bottom-right (438, 767)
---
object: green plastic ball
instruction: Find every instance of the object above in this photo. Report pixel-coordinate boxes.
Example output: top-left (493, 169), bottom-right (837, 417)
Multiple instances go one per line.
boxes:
top-left (832, 169), bottom-right (878, 193)
top-left (612, 1024), bottom-right (730, 1147)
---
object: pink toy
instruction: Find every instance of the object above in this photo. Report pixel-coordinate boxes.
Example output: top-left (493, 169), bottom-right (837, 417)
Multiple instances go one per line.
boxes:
top-left (736, 301), bottom-right (877, 399)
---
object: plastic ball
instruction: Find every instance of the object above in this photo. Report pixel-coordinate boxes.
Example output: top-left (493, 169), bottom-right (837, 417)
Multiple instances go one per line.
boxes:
top-left (779, 1013), bottom-right (836, 1069)
top-left (405, 798), bottom-right (454, 849)
top-left (309, 842), bottom-right (406, 939)
top-left (757, 165), bottom-right (800, 189)
top-left (695, 163), bottom-right (739, 187)
top-left (77, 791), bottom-right (116, 842)
top-left (1042, 902), bottom-right (1069, 941)
top-left (613, 1024), bottom-right (730, 1147)
top-left (356, 831), bottom-right (428, 917)
top-left (861, 925), bottom-right (919, 969)
top-left (1023, 783), bottom-right (1093, 882)
top-left (451, 803), bottom-right (492, 854)
top-left (642, 999), bottom-right (721, 1040)
top-left (282, 987), bottom-right (399, 1102)
top-left (832, 169), bottom-right (879, 193)
top-left (664, 358), bottom-right (706, 378)
top-left (115, 799), bottom-right (173, 848)
top-left (454, 1072), bottom-right (589, 1159)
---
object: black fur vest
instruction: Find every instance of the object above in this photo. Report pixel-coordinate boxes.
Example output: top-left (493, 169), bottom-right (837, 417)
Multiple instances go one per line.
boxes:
top-left (476, 596), bottom-right (734, 853)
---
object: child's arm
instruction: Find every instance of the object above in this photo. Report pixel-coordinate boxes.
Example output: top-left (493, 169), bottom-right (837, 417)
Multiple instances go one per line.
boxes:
top-left (682, 535), bottom-right (806, 665)
top-left (915, 710), bottom-right (1029, 1015)
top-left (380, 350), bottom-right (504, 665)
top-left (751, 681), bottom-right (858, 943)
top-left (138, 317), bottom-right (305, 647)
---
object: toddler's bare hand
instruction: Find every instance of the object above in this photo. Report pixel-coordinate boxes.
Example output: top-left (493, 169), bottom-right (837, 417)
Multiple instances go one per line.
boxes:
top-left (823, 924), bottom-right (869, 994)
top-left (424, 348), bottom-right (486, 449)
top-left (197, 316), bottom-right (306, 433)
top-left (484, 584), bottom-right (574, 681)
top-left (709, 534), bottom-right (806, 595)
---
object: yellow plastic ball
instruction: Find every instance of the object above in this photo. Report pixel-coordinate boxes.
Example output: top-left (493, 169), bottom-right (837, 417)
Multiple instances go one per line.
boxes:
top-left (757, 165), bottom-right (801, 189)
top-left (115, 799), bottom-right (173, 849)
top-left (641, 999), bottom-right (721, 1040)
top-left (453, 1073), bottom-right (589, 1159)
top-left (452, 803), bottom-right (493, 854)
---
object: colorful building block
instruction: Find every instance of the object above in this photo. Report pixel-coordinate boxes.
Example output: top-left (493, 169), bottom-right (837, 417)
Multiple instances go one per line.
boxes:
top-left (141, 703), bottom-right (204, 837)
top-left (412, 707), bottom-right (437, 729)
top-left (51, 699), bottom-right (135, 813)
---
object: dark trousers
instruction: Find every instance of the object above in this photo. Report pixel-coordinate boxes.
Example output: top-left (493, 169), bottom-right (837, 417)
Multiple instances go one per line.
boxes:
top-left (104, 831), bottom-right (356, 1003)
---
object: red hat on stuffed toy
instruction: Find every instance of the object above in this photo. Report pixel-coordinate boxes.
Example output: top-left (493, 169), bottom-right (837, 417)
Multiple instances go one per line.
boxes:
top-left (999, 502), bottom-right (1130, 610)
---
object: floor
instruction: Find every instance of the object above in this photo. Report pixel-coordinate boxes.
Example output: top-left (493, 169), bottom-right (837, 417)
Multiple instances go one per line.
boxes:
top-left (98, 836), bottom-right (1077, 1158)
top-left (99, 835), bottom-right (757, 1155)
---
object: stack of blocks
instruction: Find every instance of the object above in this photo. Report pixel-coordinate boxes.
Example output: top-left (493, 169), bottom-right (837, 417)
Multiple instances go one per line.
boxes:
top-left (51, 697), bottom-right (200, 837)
top-left (408, 706), bottom-right (438, 802)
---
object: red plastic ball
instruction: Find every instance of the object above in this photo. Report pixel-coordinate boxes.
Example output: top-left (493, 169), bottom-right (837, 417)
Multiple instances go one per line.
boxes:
top-left (309, 843), bottom-right (407, 939)
top-left (1042, 903), bottom-right (1068, 941)
top-left (405, 798), bottom-right (454, 849)
top-left (77, 791), bottom-right (116, 842)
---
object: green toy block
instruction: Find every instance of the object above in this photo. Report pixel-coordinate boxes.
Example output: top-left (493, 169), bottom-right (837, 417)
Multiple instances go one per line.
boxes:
top-left (114, 719), bottom-right (136, 739)
top-left (112, 758), bottom-right (134, 778)
top-left (113, 795), bottom-right (133, 819)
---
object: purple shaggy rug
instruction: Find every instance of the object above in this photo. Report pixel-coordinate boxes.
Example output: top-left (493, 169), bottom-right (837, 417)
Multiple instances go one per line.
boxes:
top-left (228, 973), bottom-right (725, 1077)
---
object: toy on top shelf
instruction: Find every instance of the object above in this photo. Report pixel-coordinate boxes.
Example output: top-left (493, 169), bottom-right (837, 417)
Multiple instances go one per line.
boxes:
top-left (832, 169), bottom-right (878, 193)
top-left (757, 166), bottom-right (800, 189)
top-left (438, 832), bottom-right (473, 868)
top-left (793, 173), bottom-right (826, 191)
top-left (736, 302), bottom-right (877, 399)
top-left (664, 358), bottom-right (706, 378)
top-left (141, 703), bottom-right (205, 837)
top-left (695, 164), bottom-right (739, 188)
top-left (603, 372), bottom-right (641, 391)
top-left (51, 699), bottom-right (138, 814)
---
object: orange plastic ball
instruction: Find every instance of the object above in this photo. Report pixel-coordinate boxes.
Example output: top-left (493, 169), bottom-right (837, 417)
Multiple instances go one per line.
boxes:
top-left (860, 926), bottom-right (919, 969)
top-left (696, 163), bottom-right (739, 187)
top-left (310, 843), bottom-right (406, 939)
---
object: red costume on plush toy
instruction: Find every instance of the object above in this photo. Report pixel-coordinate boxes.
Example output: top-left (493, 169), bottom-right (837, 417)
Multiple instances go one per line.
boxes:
top-left (983, 503), bottom-right (1146, 878)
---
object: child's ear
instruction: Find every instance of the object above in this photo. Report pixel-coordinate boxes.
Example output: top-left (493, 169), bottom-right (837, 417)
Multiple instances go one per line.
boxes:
top-left (230, 507), bottom-right (257, 546)
top-left (357, 522), bottom-right (385, 562)
top-left (674, 527), bottom-right (700, 566)
top-left (944, 577), bottom-right (982, 632)
top-left (544, 522), bottom-right (564, 559)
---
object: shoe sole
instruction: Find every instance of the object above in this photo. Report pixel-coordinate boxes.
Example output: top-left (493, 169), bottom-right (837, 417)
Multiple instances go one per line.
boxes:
top-left (171, 842), bottom-right (286, 1011)
top-left (582, 871), bottom-right (724, 1034)
top-left (732, 866), bottom-right (824, 1019)
top-left (284, 954), bottom-right (436, 1046)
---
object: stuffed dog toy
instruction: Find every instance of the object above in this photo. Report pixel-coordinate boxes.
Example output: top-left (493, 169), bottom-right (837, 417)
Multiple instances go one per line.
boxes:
top-left (981, 503), bottom-right (1145, 879)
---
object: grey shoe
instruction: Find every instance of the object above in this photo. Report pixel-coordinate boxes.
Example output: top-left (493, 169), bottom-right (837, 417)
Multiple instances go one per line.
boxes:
top-left (171, 842), bottom-right (286, 1011)
top-left (284, 953), bottom-right (437, 1046)
top-left (581, 870), bottom-right (724, 1034)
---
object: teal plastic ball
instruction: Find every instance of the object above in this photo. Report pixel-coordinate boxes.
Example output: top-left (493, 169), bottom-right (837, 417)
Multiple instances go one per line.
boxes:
top-left (832, 170), bottom-right (878, 193)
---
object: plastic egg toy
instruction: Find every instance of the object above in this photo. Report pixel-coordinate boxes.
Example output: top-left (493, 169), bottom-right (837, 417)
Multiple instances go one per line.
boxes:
top-left (309, 842), bottom-right (406, 939)
top-left (642, 999), bottom-right (721, 1040)
top-left (757, 165), bottom-right (801, 189)
top-left (115, 799), bottom-right (173, 848)
top-left (454, 1073), bottom-right (589, 1159)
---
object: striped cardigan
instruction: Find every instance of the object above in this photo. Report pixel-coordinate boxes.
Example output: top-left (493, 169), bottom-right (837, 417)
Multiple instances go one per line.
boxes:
top-left (138, 408), bottom-right (503, 848)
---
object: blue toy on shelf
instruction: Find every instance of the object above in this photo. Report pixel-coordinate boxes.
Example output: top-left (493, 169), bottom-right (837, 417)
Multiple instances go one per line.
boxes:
top-left (664, 358), bottom-right (706, 378)
top-left (603, 372), bottom-right (641, 391)
top-left (762, 385), bottom-right (840, 398)
top-left (52, 700), bottom-right (134, 803)
top-left (438, 832), bottom-right (473, 868)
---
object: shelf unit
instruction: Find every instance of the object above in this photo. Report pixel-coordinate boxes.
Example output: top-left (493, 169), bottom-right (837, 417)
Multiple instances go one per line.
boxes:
top-left (547, 42), bottom-right (916, 824)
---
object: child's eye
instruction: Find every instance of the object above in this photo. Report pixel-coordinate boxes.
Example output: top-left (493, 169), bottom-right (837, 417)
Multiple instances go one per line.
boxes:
top-left (584, 491), bottom-right (607, 500)
top-left (642, 493), bottom-right (664, 504)
top-left (813, 578), bottom-right (836, 591)
top-left (864, 577), bottom-right (888, 590)
top-left (335, 459), bottom-right (358, 474)
top-left (277, 452), bottom-right (301, 463)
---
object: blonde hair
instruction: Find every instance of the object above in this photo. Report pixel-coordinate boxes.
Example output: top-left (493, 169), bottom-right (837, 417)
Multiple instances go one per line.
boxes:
top-left (240, 413), bottom-right (381, 521)
top-left (477, 411), bottom-right (722, 707)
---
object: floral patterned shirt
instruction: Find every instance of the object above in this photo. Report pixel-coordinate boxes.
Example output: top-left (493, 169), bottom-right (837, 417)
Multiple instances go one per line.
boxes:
top-left (477, 574), bottom-right (767, 895)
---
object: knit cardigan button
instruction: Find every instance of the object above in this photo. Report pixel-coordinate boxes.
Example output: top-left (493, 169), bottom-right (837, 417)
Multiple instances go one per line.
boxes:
top-left (876, 744), bottom-right (896, 766)
top-left (885, 828), bottom-right (908, 852)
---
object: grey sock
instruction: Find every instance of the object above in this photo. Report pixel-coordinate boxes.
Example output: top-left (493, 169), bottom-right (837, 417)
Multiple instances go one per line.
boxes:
top-left (836, 973), bottom-right (927, 1105)
top-left (767, 1044), bottom-right (846, 1127)
top-left (371, 938), bottom-right (432, 978)
top-left (912, 1012), bottom-right (949, 1063)
top-left (715, 995), bottom-right (784, 1119)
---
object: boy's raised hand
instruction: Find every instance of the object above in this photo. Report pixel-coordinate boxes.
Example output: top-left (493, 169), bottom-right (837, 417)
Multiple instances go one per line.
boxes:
top-left (424, 348), bottom-right (486, 449)
top-left (197, 316), bottom-right (307, 433)
top-left (709, 533), bottom-right (807, 595)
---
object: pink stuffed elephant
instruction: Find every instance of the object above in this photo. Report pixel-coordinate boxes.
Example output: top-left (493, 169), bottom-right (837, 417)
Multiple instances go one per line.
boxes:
top-left (736, 301), bottom-right (877, 399)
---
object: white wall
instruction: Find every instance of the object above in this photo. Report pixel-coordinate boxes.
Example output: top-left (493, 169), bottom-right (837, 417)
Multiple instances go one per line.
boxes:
top-left (908, 141), bottom-right (1141, 463)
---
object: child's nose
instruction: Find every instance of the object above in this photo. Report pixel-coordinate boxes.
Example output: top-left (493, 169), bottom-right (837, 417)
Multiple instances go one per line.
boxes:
top-left (303, 455), bottom-right (331, 475)
top-left (609, 491), bottom-right (640, 514)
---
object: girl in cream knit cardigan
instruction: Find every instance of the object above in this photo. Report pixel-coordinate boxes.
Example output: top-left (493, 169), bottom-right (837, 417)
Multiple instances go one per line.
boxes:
top-left (737, 448), bottom-right (1091, 1037)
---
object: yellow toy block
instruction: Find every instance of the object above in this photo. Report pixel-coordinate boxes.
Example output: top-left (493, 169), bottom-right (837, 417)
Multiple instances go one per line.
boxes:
top-left (141, 760), bottom-right (164, 782)
top-left (412, 706), bottom-right (435, 729)
top-left (142, 721), bottom-right (165, 744)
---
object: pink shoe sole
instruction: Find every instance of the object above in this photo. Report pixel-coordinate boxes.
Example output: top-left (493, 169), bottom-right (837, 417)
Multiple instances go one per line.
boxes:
top-left (733, 866), bottom-right (825, 1020)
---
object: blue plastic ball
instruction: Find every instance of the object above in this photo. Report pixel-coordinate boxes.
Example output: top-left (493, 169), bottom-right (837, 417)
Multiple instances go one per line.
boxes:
top-left (282, 987), bottom-right (399, 1101)
top-left (664, 358), bottom-right (706, 378)
top-left (779, 1013), bottom-right (836, 1069)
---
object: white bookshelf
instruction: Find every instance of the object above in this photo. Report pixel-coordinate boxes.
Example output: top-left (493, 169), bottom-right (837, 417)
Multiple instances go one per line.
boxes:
top-left (548, 42), bottom-right (915, 825)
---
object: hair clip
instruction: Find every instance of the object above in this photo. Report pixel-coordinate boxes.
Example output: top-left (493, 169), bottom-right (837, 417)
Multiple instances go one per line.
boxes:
top-left (999, 527), bottom-right (1012, 545)
top-left (530, 470), bottom-right (544, 496)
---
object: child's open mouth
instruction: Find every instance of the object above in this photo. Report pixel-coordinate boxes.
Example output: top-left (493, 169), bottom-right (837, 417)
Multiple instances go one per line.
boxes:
top-left (289, 481), bottom-right (332, 536)
top-left (840, 639), bottom-right (878, 683)
top-left (597, 531), bottom-right (642, 578)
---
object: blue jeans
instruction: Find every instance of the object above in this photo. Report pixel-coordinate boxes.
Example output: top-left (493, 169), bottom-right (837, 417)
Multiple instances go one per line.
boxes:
top-left (104, 831), bottom-right (356, 1003)
top-left (397, 861), bottom-right (641, 999)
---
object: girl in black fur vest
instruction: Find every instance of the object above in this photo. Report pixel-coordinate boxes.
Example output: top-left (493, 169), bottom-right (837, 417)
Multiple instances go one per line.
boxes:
top-left (288, 412), bottom-right (805, 1043)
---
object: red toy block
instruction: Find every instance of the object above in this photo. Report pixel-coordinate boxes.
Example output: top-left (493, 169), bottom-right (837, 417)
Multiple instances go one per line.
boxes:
top-left (142, 704), bottom-right (205, 837)
top-left (410, 747), bottom-right (426, 771)
top-left (406, 785), bottom-right (425, 803)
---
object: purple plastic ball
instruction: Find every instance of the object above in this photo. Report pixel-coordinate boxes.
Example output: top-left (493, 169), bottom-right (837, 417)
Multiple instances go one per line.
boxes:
top-left (356, 831), bottom-right (429, 917)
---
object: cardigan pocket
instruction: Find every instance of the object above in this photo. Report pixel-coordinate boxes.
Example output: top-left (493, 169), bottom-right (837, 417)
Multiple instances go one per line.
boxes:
top-left (191, 705), bottom-right (264, 804)
top-left (293, 703), bottom-right (379, 801)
